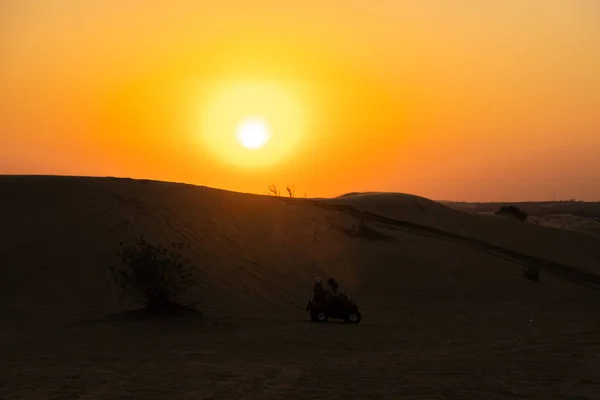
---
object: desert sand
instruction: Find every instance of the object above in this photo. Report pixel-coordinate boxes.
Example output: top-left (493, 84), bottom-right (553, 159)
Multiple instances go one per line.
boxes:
top-left (2, 176), bottom-right (600, 399)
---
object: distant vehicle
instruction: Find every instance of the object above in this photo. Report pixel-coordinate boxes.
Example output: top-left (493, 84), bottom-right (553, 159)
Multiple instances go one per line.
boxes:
top-left (306, 293), bottom-right (362, 323)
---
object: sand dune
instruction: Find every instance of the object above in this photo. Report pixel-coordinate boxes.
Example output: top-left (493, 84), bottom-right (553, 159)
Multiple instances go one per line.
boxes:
top-left (327, 192), bottom-right (600, 275)
top-left (2, 176), bottom-right (600, 399)
top-left (445, 200), bottom-right (600, 238)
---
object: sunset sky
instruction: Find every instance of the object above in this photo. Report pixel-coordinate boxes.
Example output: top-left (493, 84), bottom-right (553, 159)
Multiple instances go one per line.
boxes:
top-left (1, 0), bottom-right (599, 201)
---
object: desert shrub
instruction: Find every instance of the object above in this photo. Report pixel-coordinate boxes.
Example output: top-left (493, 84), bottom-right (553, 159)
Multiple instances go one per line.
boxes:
top-left (495, 205), bottom-right (528, 221)
top-left (267, 183), bottom-right (280, 196)
top-left (286, 185), bottom-right (296, 198)
top-left (268, 183), bottom-right (304, 197)
top-left (110, 235), bottom-right (197, 312)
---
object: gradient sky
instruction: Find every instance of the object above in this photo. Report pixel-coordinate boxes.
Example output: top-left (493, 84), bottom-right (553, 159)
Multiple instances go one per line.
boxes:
top-left (1, 0), bottom-right (599, 201)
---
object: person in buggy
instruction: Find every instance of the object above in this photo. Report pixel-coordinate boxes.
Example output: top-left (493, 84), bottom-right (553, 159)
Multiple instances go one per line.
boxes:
top-left (325, 276), bottom-right (343, 308)
top-left (327, 277), bottom-right (339, 295)
top-left (313, 277), bottom-right (327, 304)
top-left (313, 276), bottom-right (344, 306)
top-left (307, 276), bottom-right (361, 323)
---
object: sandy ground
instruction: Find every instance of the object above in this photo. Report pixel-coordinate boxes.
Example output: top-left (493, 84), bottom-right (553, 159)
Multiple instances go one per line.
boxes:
top-left (2, 176), bottom-right (600, 399)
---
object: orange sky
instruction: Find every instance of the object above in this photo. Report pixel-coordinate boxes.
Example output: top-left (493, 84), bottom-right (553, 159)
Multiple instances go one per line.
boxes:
top-left (1, 0), bottom-right (599, 201)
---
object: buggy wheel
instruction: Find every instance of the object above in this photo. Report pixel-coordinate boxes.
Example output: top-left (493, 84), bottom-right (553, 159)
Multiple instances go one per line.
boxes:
top-left (345, 311), bottom-right (361, 324)
top-left (311, 309), bottom-right (329, 322)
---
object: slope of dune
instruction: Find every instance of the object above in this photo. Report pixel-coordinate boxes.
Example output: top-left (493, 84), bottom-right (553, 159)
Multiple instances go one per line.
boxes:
top-left (444, 200), bottom-right (600, 237)
top-left (2, 176), bottom-right (600, 399)
top-left (327, 192), bottom-right (600, 275)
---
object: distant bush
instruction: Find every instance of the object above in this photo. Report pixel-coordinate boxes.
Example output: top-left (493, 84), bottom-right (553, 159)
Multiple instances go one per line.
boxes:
top-left (110, 235), bottom-right (197, 313)
top-left (286, 185), bottom-right (296, 198)
top-left (267, 183), bottom-right (305, 198)
top-left (267, 183), bottom-right (281, 196)
top-left (495, 205), bottom-right (528, 221)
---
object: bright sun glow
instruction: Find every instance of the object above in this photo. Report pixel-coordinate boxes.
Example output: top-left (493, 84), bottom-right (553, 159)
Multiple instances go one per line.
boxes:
top-left (236, 117), bottom-right (271, 150)
top-left (197, 81), bottom-right (308, 169)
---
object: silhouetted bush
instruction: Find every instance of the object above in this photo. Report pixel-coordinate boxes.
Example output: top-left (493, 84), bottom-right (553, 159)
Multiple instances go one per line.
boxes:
top-left (495, 205), bottom-right (528, 221)
top-left (286, 185), bottom-right (296, 198)
top-left (110, 235), bottom-right (197, 313)
top-left (267, 183), bottom-right (280, 196)
top-left (267, 183), bottom-right (305, 197)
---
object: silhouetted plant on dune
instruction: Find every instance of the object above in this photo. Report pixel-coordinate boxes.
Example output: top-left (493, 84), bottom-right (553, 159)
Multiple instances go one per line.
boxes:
top-left (267, 183), bottom-right (280, 196)
top-left (286, 184), bottom-right (296, 198)
top-left (495, 205), bottom-right (528, 221)
top-left (110, 235), bottom-right (197, 313)
top-left (267, 183), bottom-right (305, 198)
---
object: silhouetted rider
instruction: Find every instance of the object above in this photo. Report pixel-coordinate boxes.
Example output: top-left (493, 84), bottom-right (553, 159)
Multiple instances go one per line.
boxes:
top-left (327, 277), bottom-right (339, 295)
top-left (326, 277), bottom-right (344, 309)
top-left (313, 277), bottom-right (327, 303)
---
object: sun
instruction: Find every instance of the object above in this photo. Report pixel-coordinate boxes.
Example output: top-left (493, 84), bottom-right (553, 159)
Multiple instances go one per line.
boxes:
top-left (196, 81), bottom-right (308, 169)
top-left (236, 117), bottom-right (271, 150)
